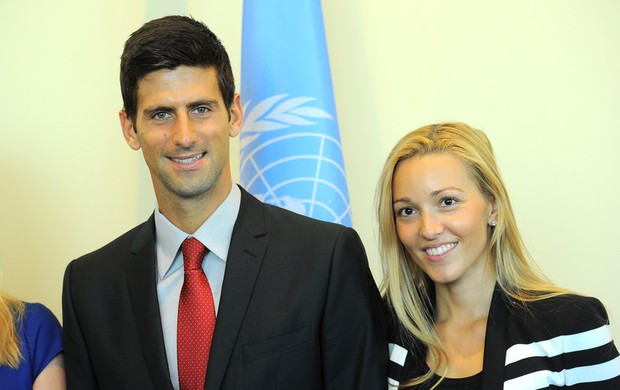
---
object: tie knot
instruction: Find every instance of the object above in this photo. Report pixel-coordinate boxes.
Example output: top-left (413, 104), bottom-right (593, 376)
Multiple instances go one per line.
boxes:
top-left (181, 237), bottom-right (207, 271)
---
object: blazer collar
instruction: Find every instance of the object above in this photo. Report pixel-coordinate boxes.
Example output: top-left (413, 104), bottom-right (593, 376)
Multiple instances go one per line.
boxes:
top-left (481, 284), bottom-right (508, 389)
top-left (205, 187), bottom-right (267, 390)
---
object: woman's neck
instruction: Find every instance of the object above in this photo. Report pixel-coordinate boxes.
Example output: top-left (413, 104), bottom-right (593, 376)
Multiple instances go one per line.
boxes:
top-left (434, 267), bottom-right (496, 323)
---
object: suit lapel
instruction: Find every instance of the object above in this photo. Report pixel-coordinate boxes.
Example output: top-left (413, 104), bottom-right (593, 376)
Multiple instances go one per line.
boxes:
top-left (125, 215), bottom-right (174, 390)
top-left (481, 285), bottom-right (508, 390)
top-left (205, 188), bottom-right (267, 390)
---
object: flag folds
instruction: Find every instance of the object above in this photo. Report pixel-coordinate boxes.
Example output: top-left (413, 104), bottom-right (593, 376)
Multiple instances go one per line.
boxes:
top-left (240, 0), bottom-right (351, 226)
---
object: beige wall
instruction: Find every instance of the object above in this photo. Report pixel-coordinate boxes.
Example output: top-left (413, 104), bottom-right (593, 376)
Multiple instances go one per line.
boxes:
top-left (1, 1), bottom-right (618, 342)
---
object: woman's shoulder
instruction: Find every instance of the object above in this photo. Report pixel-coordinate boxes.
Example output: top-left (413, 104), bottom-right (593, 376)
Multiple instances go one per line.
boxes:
top-left (504, 292), bottom-right (611, 339)
top-left (23, 302), bottom-right (61, 329)
top-left (513, 293), bottom-right (607, 320)
top-left (500, 292), bottom-right (620, 388)
top-left (20, 302), bottom-right (63, 375)
top-left (20, 302), bottom-right (63, 353)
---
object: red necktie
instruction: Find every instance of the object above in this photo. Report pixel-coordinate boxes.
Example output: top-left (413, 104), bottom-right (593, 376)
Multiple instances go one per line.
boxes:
top-left (177, 237), bottom-right (216, 390)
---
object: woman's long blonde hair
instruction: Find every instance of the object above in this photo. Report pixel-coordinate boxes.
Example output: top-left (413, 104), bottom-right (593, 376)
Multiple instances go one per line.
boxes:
top-left (0, 291), bottom-right (25, 368)
top-left (377, 122), bottom-right (569, 387)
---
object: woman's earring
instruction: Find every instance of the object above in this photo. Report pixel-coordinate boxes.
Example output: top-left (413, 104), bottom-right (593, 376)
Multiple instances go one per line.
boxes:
top-left (490, 219), bottom-right (498, 227)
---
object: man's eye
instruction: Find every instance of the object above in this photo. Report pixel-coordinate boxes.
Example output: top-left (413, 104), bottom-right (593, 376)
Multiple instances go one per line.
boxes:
top-left (194, 106), bottom-right (210, 114)
top-left (153, 112), bottom-right (170, 120)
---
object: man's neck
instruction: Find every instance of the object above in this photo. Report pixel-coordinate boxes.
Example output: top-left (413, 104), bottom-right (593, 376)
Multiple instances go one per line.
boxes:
top-left (156, 182), bottom-right (233, 234)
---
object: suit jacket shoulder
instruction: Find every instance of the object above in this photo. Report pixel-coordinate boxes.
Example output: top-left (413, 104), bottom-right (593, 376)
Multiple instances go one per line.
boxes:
top-left (63, 214), bottom-right (172, 390)
top-left (238, 186), bottom-right (352, 239)
top-left (71, 216), bottom-right (154, 267)
top-left (206, 187), bottom-right (387, 390)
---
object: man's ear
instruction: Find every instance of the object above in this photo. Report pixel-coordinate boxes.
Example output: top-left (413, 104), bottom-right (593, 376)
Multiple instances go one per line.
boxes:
top-left (228, 93), bottom-right (243, 138)
top-left (119, 109), bottom-right (141, 150)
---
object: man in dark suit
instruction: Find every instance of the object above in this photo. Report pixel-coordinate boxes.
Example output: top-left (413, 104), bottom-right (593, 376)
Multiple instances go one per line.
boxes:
top-left (62, 15), bottom-right (387, 390)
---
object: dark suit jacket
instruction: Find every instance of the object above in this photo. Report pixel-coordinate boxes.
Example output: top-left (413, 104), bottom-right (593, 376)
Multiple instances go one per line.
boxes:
top-left (63, 187), bottom-right (387, 389)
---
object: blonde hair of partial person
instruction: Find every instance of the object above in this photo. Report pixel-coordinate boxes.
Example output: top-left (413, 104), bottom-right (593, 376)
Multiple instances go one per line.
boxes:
top-left (376, 122), bottom-right (571, 388)
top-left (0, 291), bottom-right (25, 368)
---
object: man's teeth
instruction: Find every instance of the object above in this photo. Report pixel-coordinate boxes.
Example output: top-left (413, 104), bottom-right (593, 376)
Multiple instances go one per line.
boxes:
top-left (172, 153), bottom-right (203, 164)
top-left (424, 243), bottom-right (457, 256)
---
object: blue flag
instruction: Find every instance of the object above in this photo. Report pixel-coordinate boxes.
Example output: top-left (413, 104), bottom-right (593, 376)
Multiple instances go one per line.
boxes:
top-left (240, 0), bottom-right (352, 226)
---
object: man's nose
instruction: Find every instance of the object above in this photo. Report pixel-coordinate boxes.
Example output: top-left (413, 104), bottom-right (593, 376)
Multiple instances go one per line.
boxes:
top-left (172, 113), bottom-right (197, 147)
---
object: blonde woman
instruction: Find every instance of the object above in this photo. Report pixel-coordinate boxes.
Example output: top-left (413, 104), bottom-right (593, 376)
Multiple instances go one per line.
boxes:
top-left (0, 292), bottom-right (65, 389)
top-left (378, 122), bottom-right (620, 389)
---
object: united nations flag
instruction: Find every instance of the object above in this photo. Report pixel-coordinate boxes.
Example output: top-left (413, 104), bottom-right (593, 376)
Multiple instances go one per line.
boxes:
top-left (240, 0), bottom-right (352, 227)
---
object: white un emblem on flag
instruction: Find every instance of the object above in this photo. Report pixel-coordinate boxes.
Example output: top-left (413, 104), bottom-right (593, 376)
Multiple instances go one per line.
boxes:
top-left (239, 94), bottom-right (351, 226)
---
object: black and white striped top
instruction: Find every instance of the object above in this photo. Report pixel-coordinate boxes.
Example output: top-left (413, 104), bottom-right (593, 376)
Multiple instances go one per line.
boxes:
top-left (388, 287), bottom-right (620, 389)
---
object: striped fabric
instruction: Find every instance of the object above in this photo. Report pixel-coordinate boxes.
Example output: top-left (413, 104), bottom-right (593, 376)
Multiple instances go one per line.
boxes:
top-left (388, 343), bottom-right (408, 389)
top-left (505, 325), bottom-right (613, 364)
top-left (504, 325), bottom-right (620, 389)
top-left (387, 288), bottom-right (620, 389)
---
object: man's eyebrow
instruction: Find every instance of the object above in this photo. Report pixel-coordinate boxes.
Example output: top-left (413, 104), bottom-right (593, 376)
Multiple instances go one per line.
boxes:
top-left (187, 99), bottom-right (219, 110)
top-left (142, 105), bottom-right (174, 117)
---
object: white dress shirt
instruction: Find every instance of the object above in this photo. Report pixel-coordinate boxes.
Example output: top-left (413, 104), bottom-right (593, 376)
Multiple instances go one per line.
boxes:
top-left (154, 185), bottom-right (241, 389)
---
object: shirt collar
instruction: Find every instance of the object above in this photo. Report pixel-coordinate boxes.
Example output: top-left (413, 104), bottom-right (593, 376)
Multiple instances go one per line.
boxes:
top-left (154, 184), bottom-right (241, 280)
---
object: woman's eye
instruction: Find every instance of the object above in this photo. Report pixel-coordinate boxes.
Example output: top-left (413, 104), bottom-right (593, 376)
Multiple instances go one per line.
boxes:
top-left (398, 207), bottom-right (415, 216)
top-left (441, 197), bottom-right (458, 207)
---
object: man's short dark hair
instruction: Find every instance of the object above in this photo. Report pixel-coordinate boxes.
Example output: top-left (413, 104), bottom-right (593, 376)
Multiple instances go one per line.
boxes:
top-left (120, 15), bottom-right (235, 122)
